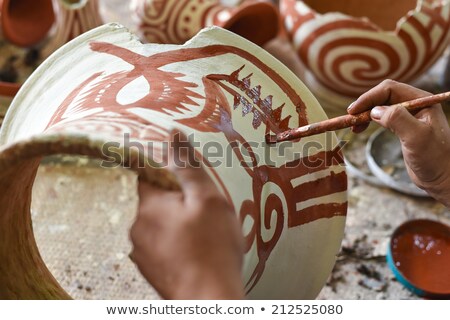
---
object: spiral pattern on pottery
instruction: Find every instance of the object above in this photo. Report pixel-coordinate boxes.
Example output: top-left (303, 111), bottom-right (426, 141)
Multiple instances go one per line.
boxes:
top-left (283, 0), bottom-right (450, 97)
top-left (131, 0), bottom-right (215, 44)
top-left (259, 182), bottom-right (286, 245)
top-left (240, 180), bottom-right (287, 292)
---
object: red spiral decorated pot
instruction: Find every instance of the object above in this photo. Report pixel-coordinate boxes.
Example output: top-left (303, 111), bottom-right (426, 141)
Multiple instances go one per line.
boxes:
top-left (0, 0), bottom-right (55, 47)
top-left (131, 0), bottom-right (280, 46)
top-left (281, 0), bottom-right (450, 110)
top-left (0, 24), bottom-right (347, 299)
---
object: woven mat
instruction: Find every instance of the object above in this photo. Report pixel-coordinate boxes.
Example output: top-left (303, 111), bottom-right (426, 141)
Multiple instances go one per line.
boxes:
top-left (32, 158), bottom-right (160, 300)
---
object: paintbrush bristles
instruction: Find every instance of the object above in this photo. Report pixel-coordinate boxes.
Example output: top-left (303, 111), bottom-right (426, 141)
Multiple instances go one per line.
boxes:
top-left (266, 91), bottom-right (450, 144)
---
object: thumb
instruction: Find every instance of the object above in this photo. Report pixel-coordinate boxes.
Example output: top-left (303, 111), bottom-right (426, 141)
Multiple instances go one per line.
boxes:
top-left (167, 129), bottom-right (216, 199)
top-left (370, 105), bottom-right (425, 139)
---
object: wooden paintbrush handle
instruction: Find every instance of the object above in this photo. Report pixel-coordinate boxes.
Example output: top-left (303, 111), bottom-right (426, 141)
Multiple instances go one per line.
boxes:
top-left (391, 91), bottom-right (450, 111)
top-left (269, 91), bottom-right (450, 143)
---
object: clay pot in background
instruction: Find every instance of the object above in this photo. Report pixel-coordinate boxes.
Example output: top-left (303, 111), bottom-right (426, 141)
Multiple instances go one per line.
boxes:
top-left (0, 0), bottom-right (103, 116)
top-left (0, 0), bottom-right (55, 47)
top-left (42, 0), bottom-right (103, 57)
top-left (0, 81), bottom-right (19, 126)
top-left (281, 0), bottom-right (450, 112)
top-left (131, 0), bottom-right (280, 46)
top-left (0, 0), bottom-right (53, 111)
top-left (0, 24), bottom-right (347, 299)
top-left (0, 48), bottom-right (20, 100)
top-left (0, 79), bottom-right (18, 98)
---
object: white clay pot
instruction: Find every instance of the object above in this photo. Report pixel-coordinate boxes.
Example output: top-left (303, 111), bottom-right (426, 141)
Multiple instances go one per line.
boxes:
top-left (0, 24), bottom-right (347, 299)
top-left (281, 0), bottom-right (450, 111)
top-left (131, 0), bottom-right (280, 46)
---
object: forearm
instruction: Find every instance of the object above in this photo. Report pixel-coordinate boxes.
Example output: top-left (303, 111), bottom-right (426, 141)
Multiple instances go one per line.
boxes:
top-left (424, 162), bottom-right (450, 208)
top-left (170, 269), bottom-right (245, 300)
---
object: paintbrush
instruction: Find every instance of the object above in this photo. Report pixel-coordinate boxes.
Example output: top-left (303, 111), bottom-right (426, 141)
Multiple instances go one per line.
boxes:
top-left (266, 91), bottom-right (450, 144)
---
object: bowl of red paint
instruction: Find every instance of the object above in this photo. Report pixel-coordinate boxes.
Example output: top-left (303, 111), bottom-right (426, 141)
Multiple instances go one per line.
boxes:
top-left (387, 219), bottom-right (450, 299)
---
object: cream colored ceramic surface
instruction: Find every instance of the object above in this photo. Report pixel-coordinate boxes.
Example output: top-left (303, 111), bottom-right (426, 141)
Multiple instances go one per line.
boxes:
top-left (0, 24), bottom-right (347, 299)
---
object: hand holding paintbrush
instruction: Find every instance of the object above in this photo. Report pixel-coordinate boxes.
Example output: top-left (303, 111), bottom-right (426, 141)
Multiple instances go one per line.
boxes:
top-left (267, 81), bottom-right (450, 207)
top-left (266, 91), bottom-right (450, 144)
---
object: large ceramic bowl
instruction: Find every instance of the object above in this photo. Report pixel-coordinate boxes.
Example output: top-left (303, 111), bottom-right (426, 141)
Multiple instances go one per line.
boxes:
top-left (0, 24), bottom-right (347, 299)
top-left (281, 0), bottom-right (450, 111)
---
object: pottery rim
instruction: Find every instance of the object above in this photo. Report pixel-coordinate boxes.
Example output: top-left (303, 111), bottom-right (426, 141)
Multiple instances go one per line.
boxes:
top-left (0, 133), bottom-right (176, 299)
top-left (220, 0), bottom-right (280, 46)
top-left (296, 0), bottom-right (445, 35)
top-left (59, 0), bottom-right (90, 10)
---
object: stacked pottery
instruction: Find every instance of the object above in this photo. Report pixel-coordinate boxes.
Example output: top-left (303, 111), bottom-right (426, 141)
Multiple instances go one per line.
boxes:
top-left (131, 0), bottom-right (280, 46)
top-left (0, 24), bottom-right (347, 299)
top-left (281, 0), bottom-right (450, 112)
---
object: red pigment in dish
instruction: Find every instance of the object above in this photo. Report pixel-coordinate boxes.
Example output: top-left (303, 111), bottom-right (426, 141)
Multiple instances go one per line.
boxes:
top-left (391, 220), bottom-right (450, 294)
